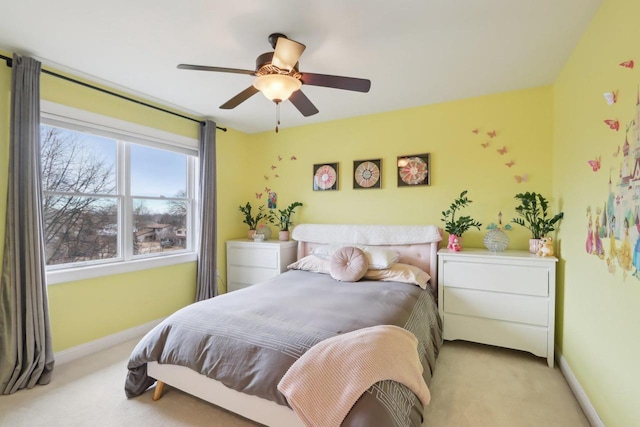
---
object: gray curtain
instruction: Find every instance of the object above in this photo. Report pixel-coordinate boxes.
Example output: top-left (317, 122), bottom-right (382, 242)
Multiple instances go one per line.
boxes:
top-left (195, 120), bottom-right (218, 300)
top-left (0, 54), bottom-right (54, 394)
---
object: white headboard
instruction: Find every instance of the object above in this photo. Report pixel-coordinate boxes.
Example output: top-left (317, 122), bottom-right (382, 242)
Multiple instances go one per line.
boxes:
top-left (291, 224), bottom-right (442, 289)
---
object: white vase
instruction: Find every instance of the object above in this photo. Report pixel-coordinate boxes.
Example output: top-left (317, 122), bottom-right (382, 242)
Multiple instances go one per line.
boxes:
top-left (484, 229), bottom-right (509, 252)
top-left (529, 238), bottom-right (541, 254)
top-left (256, 225), bottom-right (272, 240)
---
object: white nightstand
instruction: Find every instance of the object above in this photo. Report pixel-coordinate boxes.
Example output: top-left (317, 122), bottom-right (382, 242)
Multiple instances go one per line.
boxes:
top-left (226, 239), bottom-right (297, 292)
top-left (437, 248), bottom-right (558, 367)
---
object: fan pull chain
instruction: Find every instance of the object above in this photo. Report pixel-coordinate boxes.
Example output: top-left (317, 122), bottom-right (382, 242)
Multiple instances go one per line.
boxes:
top-left (275, 102), bottom-right (281, 133)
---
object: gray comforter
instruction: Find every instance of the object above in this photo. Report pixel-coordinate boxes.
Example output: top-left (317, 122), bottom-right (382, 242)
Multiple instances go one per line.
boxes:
top-left (125, 270), bottom-right (442, 426)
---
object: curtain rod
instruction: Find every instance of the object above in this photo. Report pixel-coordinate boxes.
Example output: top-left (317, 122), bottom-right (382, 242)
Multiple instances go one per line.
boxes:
top-left (0, 54), bottom-right (227, 132)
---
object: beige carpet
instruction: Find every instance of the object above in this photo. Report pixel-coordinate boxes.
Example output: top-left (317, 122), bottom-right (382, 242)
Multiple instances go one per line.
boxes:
top-left (0, 339), bottom-right (589, 427)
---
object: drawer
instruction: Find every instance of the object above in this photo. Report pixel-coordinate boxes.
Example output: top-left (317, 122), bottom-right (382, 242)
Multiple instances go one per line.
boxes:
top-left (443, 313), bottom-right (548, 358)
top-left (442, 260), bottom-right (548, 296)
top-left (228, 265), bottom-right (279, 286)
top-left (228, 247), bottom-right (279, 269)
top-left (444, 287), bottom-right (548, 326)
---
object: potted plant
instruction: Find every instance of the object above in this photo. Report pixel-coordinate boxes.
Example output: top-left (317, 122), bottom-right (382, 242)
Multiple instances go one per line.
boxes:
top-left (239, 202), bottom-right (267, 239)
top-left (511, 192), bottom-right (564, 253)
top-left (441, 190), bottom-right (482, 251)
top-left (269, 201), bottom-right (303, 241)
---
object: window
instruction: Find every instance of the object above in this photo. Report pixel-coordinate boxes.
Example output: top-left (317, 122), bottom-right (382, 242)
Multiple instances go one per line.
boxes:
top-left (41, 101), bottom-right (199, 284)
top-left (130, 144), bottom-right (190, 256)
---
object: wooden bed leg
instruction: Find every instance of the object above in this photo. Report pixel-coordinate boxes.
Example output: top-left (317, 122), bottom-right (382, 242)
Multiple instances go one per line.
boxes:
top-left (153, 381), bottom-right (165, 401)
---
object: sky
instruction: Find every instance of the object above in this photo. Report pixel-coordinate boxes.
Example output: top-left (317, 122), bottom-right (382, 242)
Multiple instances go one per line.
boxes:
top-left (130, 143), bottom-right (187, 198)
top-left (42, 124), bottom-right (190, 215)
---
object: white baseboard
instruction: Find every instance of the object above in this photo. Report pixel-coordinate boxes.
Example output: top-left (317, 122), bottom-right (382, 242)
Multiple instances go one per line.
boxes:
top-left (54, 318), bottom-right (164, 365)
top-left (556, 351), bottom-right (604, 427)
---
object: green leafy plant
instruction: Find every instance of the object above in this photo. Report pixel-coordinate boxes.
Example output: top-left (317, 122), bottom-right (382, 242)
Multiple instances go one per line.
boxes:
top-left (269, 201), bottom-right (303, 231)
top-left (238, 202), bottom-right (267, 230)
top-left (441, 190), bottom-right (482, 236)
top-left (512, 192), bottom-right (564, 239)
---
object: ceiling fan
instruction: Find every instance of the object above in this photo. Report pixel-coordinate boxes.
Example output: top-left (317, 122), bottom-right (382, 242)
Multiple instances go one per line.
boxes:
top-left (177, 33), bottom-right (371, 130)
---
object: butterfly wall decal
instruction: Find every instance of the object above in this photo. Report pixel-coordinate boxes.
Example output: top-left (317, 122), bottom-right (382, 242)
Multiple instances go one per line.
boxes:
top-left (275, 174), bottom-right (280, 178)
top-left (278, 155), bottom-right (283, 161)
top-left (487, 130), bottom-right (497, 138)
top-left (264, 175), bottom-right (269, 180)
top-left (603, 91), bottom-right (617, 105)
top-left (481, 141), bottom-right (489, 148)
top-left (290, 156), bottom-right (297, 160)
top-left (514, 174), bottom-right (528, 183)
top-left (604, 119), bottom-right (620, 131)
top-left (588, 156), bottom-right (601, 172)
top-left (472, 128), bottom-right (479, 134)
top-left (505, 160), bottom-right (515, 167)
top-left (265, 187), bottom-right (271, 193)
top-left (497, 146), bottom-right (507, 155)
top-left (620, 60), bottom-right (634, 69)
top-left (271, 165), bottom-right (277, 170)
top-left (255, 192), bottom-right (263, 199)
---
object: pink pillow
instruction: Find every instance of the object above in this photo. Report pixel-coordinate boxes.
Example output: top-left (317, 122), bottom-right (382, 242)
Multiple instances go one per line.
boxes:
top-left (363, 263), bottom-right (431, 290)
top-left (329, 247), bottom-right (369, 282)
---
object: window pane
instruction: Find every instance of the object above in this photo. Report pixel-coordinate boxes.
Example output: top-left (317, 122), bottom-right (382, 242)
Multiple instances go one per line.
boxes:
top-left (130, 144), bottom-right (187, 198)
top-left (132, 199), bottom-right (188, 255)
top-left (43, 196), bottom-right (118, 265)
top-left (40, 125), bottom-right (116, 194)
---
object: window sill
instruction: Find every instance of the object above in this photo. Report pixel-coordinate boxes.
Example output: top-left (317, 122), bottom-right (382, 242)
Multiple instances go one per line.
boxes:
top-left (46, 252), bottom-right (198, 285)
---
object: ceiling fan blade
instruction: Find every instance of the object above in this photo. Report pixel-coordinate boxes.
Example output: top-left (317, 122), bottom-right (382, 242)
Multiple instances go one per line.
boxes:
top-left (219, 86), bottom-right (260, 109)
top-left (177, 64), bottom-right (255, 75)
top-left (289, 90), bottom-right (319, 117)
top-left (301, 72), bottom-right (371, 93)
top-left (272, 37), bottom-right (306, 71)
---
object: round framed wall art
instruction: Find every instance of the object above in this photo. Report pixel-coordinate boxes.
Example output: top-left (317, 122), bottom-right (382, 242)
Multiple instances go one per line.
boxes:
top-left (353, 159), bottom-right (381, 189)
top-left (313, 163), bottom-right (339, 191)
top-left (397, 153), bottom-right (430, 187)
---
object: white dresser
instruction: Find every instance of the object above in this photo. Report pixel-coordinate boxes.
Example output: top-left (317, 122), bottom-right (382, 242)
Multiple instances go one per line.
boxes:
top-left (226, 239), bottom-right (298, 292)
top-left (437, 248), bottom-right (557, 367)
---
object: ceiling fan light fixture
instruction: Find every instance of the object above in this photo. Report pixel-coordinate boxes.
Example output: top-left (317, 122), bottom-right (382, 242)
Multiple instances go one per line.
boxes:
top-left (271, 36), bottom-right (306, 71)
top-left (253, 74), bottom-right (301, 103)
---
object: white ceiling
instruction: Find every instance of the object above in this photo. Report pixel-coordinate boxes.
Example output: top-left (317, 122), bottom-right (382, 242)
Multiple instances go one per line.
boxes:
top-left (0, 0), bottom-right (602, 134)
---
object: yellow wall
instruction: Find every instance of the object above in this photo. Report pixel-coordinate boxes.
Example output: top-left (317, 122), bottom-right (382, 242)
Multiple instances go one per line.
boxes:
top-left (216, 126), bottom-right (255, 292)
top-left (248, 86), bottom-right (554, 251)
top-left (554, 0), bottom-right (640, 424)
top-left (47, 263), bottom-right (196, 350)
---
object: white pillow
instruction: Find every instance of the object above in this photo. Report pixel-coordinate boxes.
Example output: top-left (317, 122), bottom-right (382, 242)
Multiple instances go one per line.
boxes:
top-left (311, 244), bottom-right (345, 259)
top-left (312, 245), bottom-right (400, 270)
top-left (363, 263), bottom-right (431, 290)
top-left (362, 246), bottom-right (401, 269)
top-left (287, 255), bottom-right (330, 274)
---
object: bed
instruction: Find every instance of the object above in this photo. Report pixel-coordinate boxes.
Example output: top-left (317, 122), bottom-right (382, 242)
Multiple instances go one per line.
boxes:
top-left (125, 224), bottom-right (443, 427)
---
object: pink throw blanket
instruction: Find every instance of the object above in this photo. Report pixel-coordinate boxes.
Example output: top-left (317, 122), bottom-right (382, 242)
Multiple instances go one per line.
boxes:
top-left (277, 325), bottom-right (430, 427)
